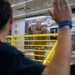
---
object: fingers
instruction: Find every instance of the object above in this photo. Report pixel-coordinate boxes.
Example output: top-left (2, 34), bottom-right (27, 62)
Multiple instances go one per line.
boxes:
top-left (29, 22), bottom-right (32, 26)
top-left (48, 9), bottom-right (55, 20)
top-left (48, 0), bottom-right (71, 23)
top-left (30, 22), bottom-right (32, 24)
top-left (48, 10), bottom-right (54, 17)
top-left (53, 0), bottom-right (61, 11)
top-left (64, 0), bottom-right (69, 7)
top-left (30, 22), bottom-right (32, 25)
top-left (54, 0), bottom-right (69, 9)
top-left (60, 0), bottom-right (69, 9)
top-left (60, 0), bottom-right (64, 7)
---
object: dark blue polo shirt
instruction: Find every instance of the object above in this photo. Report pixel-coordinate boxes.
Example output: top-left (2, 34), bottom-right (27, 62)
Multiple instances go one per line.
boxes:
top-left (0, 42), bottom-right (45, 75)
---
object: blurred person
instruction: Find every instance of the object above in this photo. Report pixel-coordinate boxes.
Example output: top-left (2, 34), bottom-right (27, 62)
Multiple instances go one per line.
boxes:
top-left (0, 0), bottom-right (73, 75)
top-left (28, 20), bottom-right (47, 60)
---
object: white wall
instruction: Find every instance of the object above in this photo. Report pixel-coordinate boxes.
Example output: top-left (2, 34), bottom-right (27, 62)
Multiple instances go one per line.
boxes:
top-left (12, 18), bottom-right (25, 35)
top-left (12, 18), bottom-right (25, 52)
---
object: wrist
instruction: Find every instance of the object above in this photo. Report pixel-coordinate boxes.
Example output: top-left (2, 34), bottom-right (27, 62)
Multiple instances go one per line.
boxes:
top-left (29, 26), bottom-right (31, 28)
top-left (58, 20), bottom-right (72, 29)
top-left (59, 26), bottom-right (70, 30)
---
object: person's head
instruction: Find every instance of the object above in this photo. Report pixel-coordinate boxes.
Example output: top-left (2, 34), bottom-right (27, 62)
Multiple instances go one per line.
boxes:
top-left (0, 0), bottom-right (13, 34)
top-left (36, 19), bottom-right (42, 27)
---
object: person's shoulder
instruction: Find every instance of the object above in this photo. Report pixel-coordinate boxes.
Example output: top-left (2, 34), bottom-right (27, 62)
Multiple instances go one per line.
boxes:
top-left (41, 27), bottom-right (47, 31)
top-left (0, 42), bottom-right (21, 55)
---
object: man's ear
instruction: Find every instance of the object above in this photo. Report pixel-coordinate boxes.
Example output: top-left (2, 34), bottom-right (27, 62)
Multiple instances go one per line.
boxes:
top-left (9, 15), bottom-right (13, 25)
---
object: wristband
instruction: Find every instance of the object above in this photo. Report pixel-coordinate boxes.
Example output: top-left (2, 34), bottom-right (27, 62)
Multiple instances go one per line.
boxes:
top-left (58, 21), bottom-right (72, 29)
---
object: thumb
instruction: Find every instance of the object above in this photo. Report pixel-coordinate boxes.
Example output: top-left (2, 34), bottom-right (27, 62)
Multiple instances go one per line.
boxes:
top-left (48, 9), bottom-right (55, 19)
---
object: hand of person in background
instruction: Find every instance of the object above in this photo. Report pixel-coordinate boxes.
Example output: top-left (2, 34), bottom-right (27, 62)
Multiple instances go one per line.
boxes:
top-left (41, 46), bottom-right (45, 50)
top-left (48, 0), bottom-right (72, 23)
top-left (29, 22), bottom-right (33, 28)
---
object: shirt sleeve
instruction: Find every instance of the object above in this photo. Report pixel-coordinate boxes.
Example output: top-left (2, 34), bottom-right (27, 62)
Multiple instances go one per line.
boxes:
top-left (28, 27), bottom-right (33, 34)
top-left (6, 47), bottom-right (45, 75)
top-left (16, 57), bottom-right (46, 75)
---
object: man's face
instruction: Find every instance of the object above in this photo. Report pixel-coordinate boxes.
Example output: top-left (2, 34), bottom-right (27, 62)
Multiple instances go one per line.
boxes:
top-left (36, 20), bottom-right (41, 27)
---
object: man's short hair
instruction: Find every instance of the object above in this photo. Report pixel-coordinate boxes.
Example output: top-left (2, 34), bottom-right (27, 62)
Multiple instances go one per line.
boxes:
top-left (0, 0), bottom-right (12, 30)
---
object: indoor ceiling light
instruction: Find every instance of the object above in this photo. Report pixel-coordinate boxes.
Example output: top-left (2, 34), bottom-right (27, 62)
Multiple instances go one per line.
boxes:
top-left (13, 7), bottom-right (53, 18)
top-left (11, 0), bottom-right (33, 7)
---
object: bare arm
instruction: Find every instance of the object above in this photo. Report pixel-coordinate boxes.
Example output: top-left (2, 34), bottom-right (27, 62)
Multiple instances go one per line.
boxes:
top-left (42, 26), bottom-right (71, 75)
top-left (28, 22), bottom-right (33, 34)
top-left (28, 27), bottom-right (33, 34)
top-left (42, 0), bottom-right (72, 75)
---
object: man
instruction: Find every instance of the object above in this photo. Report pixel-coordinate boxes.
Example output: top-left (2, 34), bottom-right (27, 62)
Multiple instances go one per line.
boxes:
top-left (28, 19), bottom-right (47, 60)
top-left (0, 0), bottom-right (73, 75)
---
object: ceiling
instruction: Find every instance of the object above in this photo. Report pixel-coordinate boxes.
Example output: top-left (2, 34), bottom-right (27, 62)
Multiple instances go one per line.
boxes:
top-left (8, 0), bottom-right (75, 18)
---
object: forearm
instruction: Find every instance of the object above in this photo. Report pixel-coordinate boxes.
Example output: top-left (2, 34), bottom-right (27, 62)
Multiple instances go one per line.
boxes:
top-left (54, 26), bottom-right (71, 64)
top-left (50, 26), bottom-right (71, 74)
top-left (28, 27), bottom-right (33, 34)
top-left (42, 26), bottom-right (72, 75)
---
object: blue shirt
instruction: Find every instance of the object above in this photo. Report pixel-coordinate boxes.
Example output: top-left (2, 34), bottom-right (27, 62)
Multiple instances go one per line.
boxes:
top-left (0, 42), bottom-right (45, 75)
